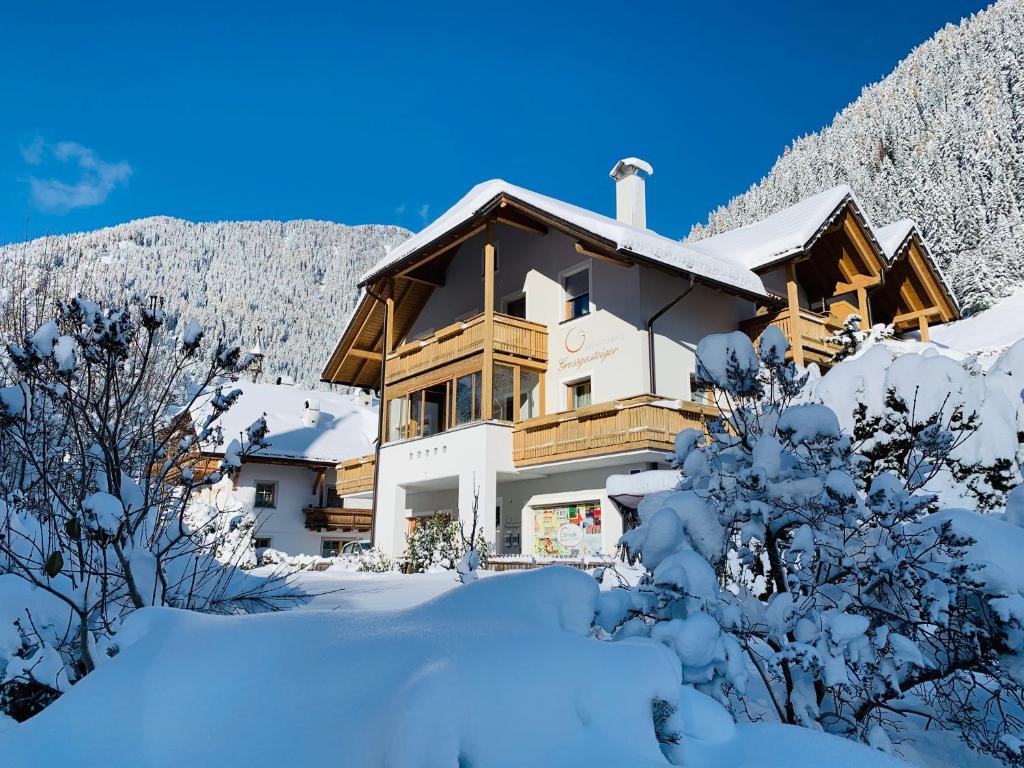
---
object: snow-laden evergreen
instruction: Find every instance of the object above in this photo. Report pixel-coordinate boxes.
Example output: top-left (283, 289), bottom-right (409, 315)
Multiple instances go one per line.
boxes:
top-left (690, 0), bottom-right (1024, 315)
top-left (0, 217), bottom-right (410, 386)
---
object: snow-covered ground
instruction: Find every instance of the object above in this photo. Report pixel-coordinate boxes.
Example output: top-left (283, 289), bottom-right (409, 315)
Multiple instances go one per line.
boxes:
top-left (928, 286), bottom-right (1024, 360)
top-left (0, 566), bottom-right (914, 768)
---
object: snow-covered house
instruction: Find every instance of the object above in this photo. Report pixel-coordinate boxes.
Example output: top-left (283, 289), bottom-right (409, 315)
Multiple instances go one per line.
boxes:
top-left (193, 381), bottom-right (378, 556)
top-left (321, 160), bottom-right (959, 559)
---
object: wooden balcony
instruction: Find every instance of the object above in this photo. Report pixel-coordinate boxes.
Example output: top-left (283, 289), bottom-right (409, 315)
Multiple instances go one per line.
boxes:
top-left (512, 394), bottom-right (717, 467)
top-left (739, 308), bottom-right (842, 367)
top-left (336, 454), bottom-right (376, 495)
top-left (386, 312), bottom-right (547, 384)
top-left (304, 506), bottom-right (373, 532)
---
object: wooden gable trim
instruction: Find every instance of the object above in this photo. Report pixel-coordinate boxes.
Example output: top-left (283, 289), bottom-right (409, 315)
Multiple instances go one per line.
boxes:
top-left (905, 241), bottom-right (956, 322)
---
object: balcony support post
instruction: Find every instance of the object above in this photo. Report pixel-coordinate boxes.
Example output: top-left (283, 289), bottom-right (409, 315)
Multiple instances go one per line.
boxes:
top-left (786, 262), bottom-right (805, 366)
top-left (481, 221), bottom-right (496, 419)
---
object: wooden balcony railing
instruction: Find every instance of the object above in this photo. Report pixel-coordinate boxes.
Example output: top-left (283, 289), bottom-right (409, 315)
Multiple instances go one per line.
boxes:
top-left (304, 506), bottom-right (373, 532)
top-left (739, 308), bottom-right (841, 367)
top-left (386, 312), bottom-right (547, 384)
top-left (335, 454), bottom-right (376, 495)
top-left (512, 394), bottom-right (717, 467)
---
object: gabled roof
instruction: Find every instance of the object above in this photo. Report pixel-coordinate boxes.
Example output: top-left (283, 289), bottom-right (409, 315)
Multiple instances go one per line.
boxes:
top-left (874, 218), bottom-right (959, 311)
top-left (875, 219), bottom-right (918, 263)
top-left (359, 179), bottom-right (769, 299)
top-left (685, 185), bottom-right (885, 271)
top-left (191, 382), bottom-right (377, 465)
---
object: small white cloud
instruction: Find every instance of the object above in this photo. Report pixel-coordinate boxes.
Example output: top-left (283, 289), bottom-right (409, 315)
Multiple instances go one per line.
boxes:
top-left (394, 203), bottom-right (407, 215)
top-left (25, 140), bottom-right (133, 213)
top-left (418, 203), bottom-right (430, 223)
top-left (20, 136), bottom-right (45, 165)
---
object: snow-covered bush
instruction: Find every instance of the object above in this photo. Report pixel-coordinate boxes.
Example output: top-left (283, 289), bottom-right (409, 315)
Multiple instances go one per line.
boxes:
top-left (356, 548), bottom-right (396, 573)
top-left (816, 343), bottom-right (1023, 511)
top-left (0, 296), bottom-right (302, 723)
top-left (404, 512), bottom-right (490, 575)
top-left (184, 485), bottom-right (259, 568)
top-left (603, 328), bottom-right (1024, 764)
top-left (827, 314), bottom-right (893, 363)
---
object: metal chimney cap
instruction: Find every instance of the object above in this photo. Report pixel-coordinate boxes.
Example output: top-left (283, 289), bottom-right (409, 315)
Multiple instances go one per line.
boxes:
top-left (609, 157), bottom-right (654, 180)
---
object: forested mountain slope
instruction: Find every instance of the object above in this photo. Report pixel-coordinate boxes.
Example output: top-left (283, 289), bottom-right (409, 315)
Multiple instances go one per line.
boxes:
top-left (690, 0), bottom-right (1024, 315)
top-left (0, 217), bottom-right (410, 386)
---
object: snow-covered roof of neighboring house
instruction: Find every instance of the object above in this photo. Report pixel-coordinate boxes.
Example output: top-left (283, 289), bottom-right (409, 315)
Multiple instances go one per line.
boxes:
top-left (192, 382), bottom-right (377, 465)
top-left (359, 179), bottom-right (769, 299)
top-left (685, 185), bottom-right (883, 271)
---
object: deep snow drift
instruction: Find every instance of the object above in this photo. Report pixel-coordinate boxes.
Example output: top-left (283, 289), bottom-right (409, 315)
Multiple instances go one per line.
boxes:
top-left (0, 568), bottom-right (908, 768)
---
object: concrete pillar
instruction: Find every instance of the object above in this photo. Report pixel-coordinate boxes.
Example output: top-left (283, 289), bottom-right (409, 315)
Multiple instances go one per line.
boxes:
top-left (459, 465), bottom-right (497, 548)
top-left (373, 479), bottom-right (407, 557)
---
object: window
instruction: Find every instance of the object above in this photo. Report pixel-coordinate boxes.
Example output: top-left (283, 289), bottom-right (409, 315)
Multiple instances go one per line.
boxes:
top-left (504, 294), bottom-right (526, 319)
top-left (492, 365), bottom-right (515, 421)
top-left (384, 365), bottom-right (544, 442)
top-left (567, 378), bottom-right (592, 409)
top-left (420, 382), bottom-right (449, 437)
top-left (563, 267), bottom-right (590, 320)
top-left (254, 481), bottom-right (277, 509)
top-left (321, 539), bottom-right (341, 558)
top-left (254, 537), bottom-right (272, 550)
top-left (518, 368), bottom-right (541, 420)
top-left (387, 397), bottom-right (407, 441)
top-left (689, 373), bottom-right (710, 405)
top-left (454, 371), bottom-right (482, 426)
top-left (533, 501), bottom-right (602, 557)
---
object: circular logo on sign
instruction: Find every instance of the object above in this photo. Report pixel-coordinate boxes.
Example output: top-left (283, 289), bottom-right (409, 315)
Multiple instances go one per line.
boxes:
top-left (556, 523), bottom-right (584, 547)
top-left (564, 327), bottom-right (586, 353)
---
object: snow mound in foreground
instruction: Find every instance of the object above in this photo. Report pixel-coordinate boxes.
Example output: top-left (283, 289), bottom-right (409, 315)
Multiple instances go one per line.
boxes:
top-left (0, 567), bottom-right (911, 767)
top-left (1, 568), bottom-right (676, 767)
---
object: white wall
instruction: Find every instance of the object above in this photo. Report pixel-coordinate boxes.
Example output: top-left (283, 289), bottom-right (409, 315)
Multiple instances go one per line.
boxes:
top-left (374, 422), bottom-right (515, 556)
top-left (637, 273), bottom-right (754, 399)
top-left (231, 462), bottom-right (361, 557)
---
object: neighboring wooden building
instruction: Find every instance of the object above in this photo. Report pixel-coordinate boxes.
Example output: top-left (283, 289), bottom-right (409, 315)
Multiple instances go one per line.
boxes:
top-left (321, 160), bottom-right (958, 559)
top-left (193, 381), bottom-right (378, 556)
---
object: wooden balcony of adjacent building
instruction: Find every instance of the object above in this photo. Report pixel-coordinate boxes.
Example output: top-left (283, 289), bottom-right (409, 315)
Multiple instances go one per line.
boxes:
top-left (385, 311), bottom-right (547, 385)
top-left (303, 506), bottom-right (373, 532)
top-left (512, 394), bottom-right (718, 467)
top-left (740, 306), bottom-right (844, 368)
top-left (336, 454), bottom-right (376, 495)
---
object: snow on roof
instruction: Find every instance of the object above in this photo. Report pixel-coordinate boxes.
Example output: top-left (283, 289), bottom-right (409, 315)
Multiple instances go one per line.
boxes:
top-left (685, 185), bottom-right (861, 270)
top-left (606, 470), bottom-right (680, 502)
top-left (874, 219), bottom-right (917, 262)
top-left (360, 179), bottom-right (768, 298)
top-left (192, 382), bottom-right (377, 464)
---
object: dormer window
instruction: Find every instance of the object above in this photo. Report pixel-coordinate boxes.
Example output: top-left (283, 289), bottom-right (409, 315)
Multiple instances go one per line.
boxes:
top-left (563, 266), bottom-right (591, 320)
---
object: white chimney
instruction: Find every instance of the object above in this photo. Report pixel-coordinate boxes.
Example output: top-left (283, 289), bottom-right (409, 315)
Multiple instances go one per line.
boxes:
top-left (302, 399), bottom-right (321, 427)
top-left (609, 157), bottom-right (654, 229)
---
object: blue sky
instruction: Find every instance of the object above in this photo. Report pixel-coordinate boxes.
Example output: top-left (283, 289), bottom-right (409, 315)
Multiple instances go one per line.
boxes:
top-left (1, 0), bottom-right (989, 245)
